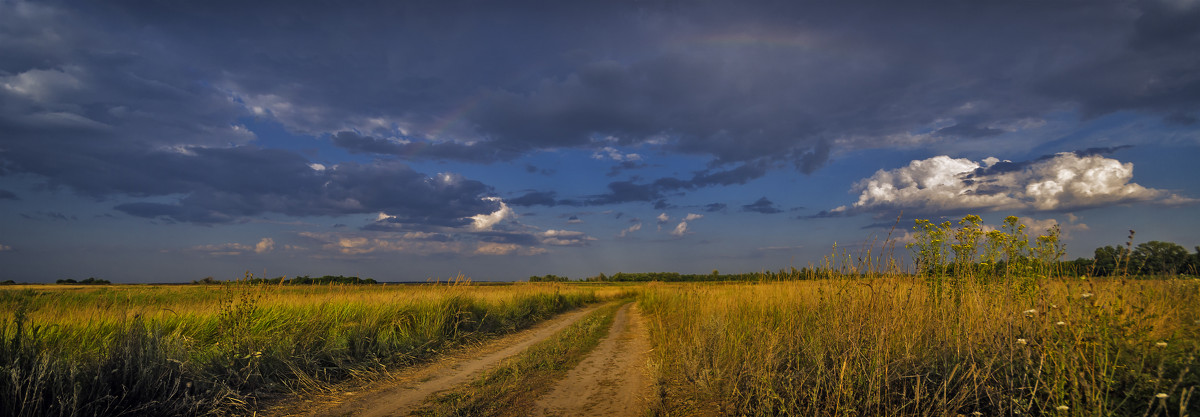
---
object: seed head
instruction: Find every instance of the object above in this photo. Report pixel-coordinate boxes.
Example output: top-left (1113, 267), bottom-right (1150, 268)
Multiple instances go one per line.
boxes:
top-left (1056, 405), bottom-right (1069, 411)
top-left (1156, 393), bottom-right (1168, 399)
top-left (1080, 292), bottom-right (1093, 299)
top-left (1056, 321), bottom-right (1066, 326)
top-left (1156, 342), bottom-right (1168, 348)
top-left (1017, 338), bottom-right (1028, 345)
top-left (1023, 309), bottom-right (1037, 317)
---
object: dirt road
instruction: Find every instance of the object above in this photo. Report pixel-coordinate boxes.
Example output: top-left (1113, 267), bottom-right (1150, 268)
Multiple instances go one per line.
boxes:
top-left (530, 303), bottom-right (653, 417)
top-left (272, 305), bottom-right (603, 417)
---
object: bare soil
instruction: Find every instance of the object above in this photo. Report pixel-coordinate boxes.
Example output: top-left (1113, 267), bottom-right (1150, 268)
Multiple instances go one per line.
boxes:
top-left (529, 303), bottom-right (653, 417)
top-left (262, 305), bottom-right (603, 417)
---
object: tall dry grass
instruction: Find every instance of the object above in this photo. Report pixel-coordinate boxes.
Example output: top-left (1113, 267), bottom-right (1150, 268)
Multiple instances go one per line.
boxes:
top-left (640, 278), bottom-right (1199, 416)
top-left (0, 282), bottom-right (623, 416)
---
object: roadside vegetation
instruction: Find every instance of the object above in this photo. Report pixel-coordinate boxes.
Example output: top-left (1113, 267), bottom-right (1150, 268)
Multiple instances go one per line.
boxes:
top-left (0, 280), bottom-right (620, 416)
top-left (639, 215), bottom-right (1199, 416)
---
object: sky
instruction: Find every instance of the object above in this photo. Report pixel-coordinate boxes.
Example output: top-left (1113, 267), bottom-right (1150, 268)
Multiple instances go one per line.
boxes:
top-left (2, 0), bottom-right (1199, 283)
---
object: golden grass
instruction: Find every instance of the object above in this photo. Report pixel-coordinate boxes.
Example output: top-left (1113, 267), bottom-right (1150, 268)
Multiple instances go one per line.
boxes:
top-left (1, 282), bottom-right (624, 416)
top-left (639, 278), bottom-right (1200, 416)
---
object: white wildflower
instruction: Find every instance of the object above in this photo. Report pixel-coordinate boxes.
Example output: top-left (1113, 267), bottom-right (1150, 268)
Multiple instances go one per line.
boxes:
top-left (1017, 338), bottom-right (1028, 345)
top-left (1056, 321), bottom-right (1066, 326)
top-left (1080, 292), bottom-right (1093, 299)
top-left (1023, 309), bottom-right (1037, 317)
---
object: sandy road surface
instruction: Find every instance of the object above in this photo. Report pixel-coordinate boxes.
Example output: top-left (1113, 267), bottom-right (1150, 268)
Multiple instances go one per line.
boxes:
top-left (270, 305), bottom-right (602, 417)
top-left (530, 303), bottom-right (653, 417)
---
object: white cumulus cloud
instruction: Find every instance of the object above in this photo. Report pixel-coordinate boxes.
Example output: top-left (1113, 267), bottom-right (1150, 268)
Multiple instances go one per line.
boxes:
top-left (671, 221), bottom-right (689, 236)
top-left (254, 237), bottom-right (275, 254)
top-left (470, 197), bottom-right (515, 231)
top-left (831, 153), bottom-right (1194, 215)
top-left (591, 146), bottom-right (642, 162)
top-left (541, 229), bottom-right (596, 246)
top-left (670, 213), bottom-right (703, 237)
top-left (618, 222), bottom-right (642, 238)
top-left (2, 67), bottom-right (83, 103)
top-left (476, 242), bottom-right (549, 256)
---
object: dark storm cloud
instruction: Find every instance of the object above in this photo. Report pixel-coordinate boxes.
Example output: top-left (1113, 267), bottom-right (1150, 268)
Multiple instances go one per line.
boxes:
top-left (606, 161), bottom-right (648, 177)
top-left (20, 211), bottom-right (76, 221)
top-left (935, 124), bottom-right (1006, 139)
top-left (742, 197), bottom-right (782, 214)
top-left (508, 191), bottom-right (562, 207)
top-left (1072, 145), bottom-right (1135, 157)
top-left (0, 2), bottom-right (501, 226)
top-left (3, 114), bottom-right (501, 227)
top-left (106, 151), bottom-right (498, 224)
top-left (509, 161), bottom-right (769, 207)
top-left (474, 231), bottom-right (542, 247)
top-left (1037, 0), bottom-right (1200, 118)
top-left (582, 161), bottom-right (771, 206)
top-left (589, 161), bottom-right (771, 205)
top-left (3, 0), bottom-right (1199, 216)
top-left (331, 131), bottom-right (519, 163)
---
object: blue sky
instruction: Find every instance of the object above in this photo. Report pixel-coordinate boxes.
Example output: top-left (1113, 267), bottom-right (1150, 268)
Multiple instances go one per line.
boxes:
top-left (1, 0), bottom-right (1198, 283)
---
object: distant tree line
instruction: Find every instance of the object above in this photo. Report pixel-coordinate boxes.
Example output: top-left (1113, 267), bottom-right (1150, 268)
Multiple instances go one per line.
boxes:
top-left (1067, 240), bottom-right (1199, 277)
top-left (192, 274), bottom-right (377, 285)
top-left (56, 277), bottom-right (111, 285)
top-left (528, 274), bottom-right (571, 282)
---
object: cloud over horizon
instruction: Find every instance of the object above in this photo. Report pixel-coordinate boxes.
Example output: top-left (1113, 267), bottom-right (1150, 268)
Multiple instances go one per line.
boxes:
top-left (829, 153), bottom-right (1195, 216)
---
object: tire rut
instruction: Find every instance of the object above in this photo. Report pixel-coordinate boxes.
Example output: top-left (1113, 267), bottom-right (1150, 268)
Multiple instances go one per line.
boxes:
top-left (529, 302), bottom-right (652, 417)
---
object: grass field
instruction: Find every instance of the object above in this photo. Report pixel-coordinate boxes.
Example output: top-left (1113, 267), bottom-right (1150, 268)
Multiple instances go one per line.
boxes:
top-left (4, 277), bottom-right (1198, 416)
top-left (1, 281), bottom-right (629, 416)
top-left (639, 278), bottom-right (1200, 416)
